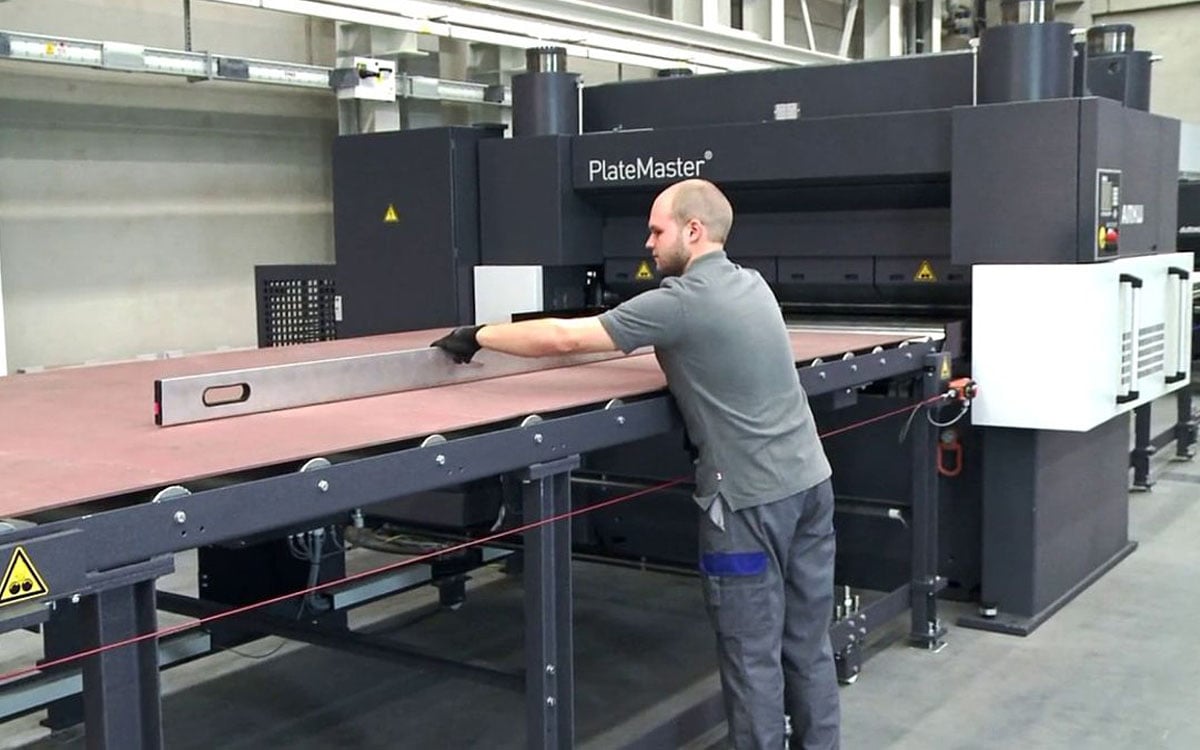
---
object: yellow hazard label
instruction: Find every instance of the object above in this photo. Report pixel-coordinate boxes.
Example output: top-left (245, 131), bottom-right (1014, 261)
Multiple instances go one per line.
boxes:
top-left (0, 547), bottom-right (49, 607)
top-left (635, 261), bottom-right (654, 281)
top-left (914, 260), bottom-right (937, 282)
top-left (1098, 226), bottom-right (1107, 249)
top-left (383, 204), bottom-right (400, 223)
top-left (940, 358), bottom-right (951, 380)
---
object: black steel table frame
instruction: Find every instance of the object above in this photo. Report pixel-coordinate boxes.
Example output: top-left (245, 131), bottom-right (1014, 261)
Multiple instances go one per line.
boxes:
top-left (1130, 381), bottom-right (1197, 491)
top-left (0, 339), bottom-right (942, 750)
top-left (828, 351), bottom-right (950, 683)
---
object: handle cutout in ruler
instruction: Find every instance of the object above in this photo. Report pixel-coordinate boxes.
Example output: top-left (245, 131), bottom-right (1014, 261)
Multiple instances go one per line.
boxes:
top-left (202, 383), bottom-right (251, 408)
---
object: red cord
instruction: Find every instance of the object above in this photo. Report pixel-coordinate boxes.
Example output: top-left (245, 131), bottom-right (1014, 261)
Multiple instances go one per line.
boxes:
top-left (0, 393), bottom-right (943, 686)
top-left (818, 394), bottom-right (945, 439)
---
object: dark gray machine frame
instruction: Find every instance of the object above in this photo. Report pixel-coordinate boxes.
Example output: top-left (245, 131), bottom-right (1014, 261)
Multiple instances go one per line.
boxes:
top-left (1129, 181), bottom-right (1200, 489)
top-left (0, 345), bottom-right (948, 749)
top-left (446, 22), bottom-right (1181, 638)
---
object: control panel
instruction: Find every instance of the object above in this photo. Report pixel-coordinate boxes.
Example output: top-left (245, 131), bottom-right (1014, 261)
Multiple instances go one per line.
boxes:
top-left (1095, 169), bottom-right (1121, 259)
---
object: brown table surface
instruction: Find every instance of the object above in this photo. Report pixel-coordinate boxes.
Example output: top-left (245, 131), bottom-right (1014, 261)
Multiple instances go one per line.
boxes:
top-left (0, 328), bottom-right (915, 518)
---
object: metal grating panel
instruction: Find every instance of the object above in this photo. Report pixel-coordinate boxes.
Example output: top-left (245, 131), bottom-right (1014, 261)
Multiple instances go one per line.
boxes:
top-left (255, 265), bottom-right (337, 348)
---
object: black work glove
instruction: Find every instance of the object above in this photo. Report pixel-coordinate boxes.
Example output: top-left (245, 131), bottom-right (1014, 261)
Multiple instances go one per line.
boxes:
top-left (431, 325), bottom-right (484, 364)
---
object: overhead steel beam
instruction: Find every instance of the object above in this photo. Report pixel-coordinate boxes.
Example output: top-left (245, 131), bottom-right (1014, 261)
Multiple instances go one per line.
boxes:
top-left (208, 0), bottom-right (845, 72)
top-left (453, 0), bottom-right (840, 63)
top-left (839, 0), bottom-right (860, 58)
top-left (799, 0), bottom-right (817, 52)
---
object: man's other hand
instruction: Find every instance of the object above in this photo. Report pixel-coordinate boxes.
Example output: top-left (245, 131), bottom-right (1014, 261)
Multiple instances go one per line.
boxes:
top-left (431, 325), bottom-right (484, 364)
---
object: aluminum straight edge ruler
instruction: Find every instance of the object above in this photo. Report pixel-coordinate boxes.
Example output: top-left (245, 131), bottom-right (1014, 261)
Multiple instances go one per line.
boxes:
top-left (154, 347), bottom-right (628, 427)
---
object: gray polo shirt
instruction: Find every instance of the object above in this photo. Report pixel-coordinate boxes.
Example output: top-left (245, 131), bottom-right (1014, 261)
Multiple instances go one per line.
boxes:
top-left (598, 250), bottom-right (831, 512)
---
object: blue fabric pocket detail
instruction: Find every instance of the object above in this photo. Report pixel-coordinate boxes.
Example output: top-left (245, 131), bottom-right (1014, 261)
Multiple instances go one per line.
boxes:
top-left (700, 551), bottom-right (768, 577)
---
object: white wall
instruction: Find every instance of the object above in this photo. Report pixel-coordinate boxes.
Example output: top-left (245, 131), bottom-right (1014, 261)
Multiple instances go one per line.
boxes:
top-left (970, 0), bottom-right (1200, 122)
top-left (0, 0), bottom-right (338, 370)
top-left (1094, 4), bottom-right (1200, 123)
top-left (0, 240), bottom-right (7, 376)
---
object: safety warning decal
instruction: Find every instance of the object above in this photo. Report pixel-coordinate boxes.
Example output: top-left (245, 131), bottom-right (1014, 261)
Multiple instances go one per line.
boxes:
top-left (913, 260), bottom-right (937, 282)
top-left (635, 261), bottom-right (654, 281)
top-left (0, 546), bottom-right (49, 607)
top-left (940, 358), bottom-right (951, 380)
top-left (383, 204), bottom-right (400, 223)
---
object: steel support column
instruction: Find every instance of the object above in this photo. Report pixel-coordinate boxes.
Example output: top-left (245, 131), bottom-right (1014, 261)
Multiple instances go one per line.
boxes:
top-left (79, 581), bottom-right (163, 750)
top-left (41, 604), bottom-right (84, 731)
top-left (909, 353), bottom-right (947, 648)
top-left (1132, 403), bottom-right (1155, 490)
top-left (522, 455), bottom-right (580, 750)
top-left (1174, 382), bottom-right (1197, 459)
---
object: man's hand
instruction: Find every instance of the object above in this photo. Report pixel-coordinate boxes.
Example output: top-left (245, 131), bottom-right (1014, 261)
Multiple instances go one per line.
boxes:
top-left (431, 325), bottom-right (484, 364)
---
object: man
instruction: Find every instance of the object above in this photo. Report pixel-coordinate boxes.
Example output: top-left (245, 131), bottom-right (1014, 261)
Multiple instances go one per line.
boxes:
top-left (432, 178), bottom-right (840, 749)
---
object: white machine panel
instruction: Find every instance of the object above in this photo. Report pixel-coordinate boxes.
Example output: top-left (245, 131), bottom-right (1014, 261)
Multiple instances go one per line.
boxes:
top-left (474, 266), bottom-right (545, 325)
top-left (972, 253), bottom-right (1193, 431)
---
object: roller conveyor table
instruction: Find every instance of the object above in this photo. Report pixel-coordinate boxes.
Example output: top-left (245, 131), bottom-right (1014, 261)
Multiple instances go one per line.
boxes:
top-left (0, 325), bottom-right (948, 750)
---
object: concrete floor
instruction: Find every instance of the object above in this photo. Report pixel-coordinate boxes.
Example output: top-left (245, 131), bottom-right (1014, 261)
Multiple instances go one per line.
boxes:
top-left (2, 395), bottom-right (1198, 749)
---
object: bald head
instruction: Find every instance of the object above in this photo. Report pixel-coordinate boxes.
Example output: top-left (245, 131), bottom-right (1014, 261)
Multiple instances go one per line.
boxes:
top-left (645, 179), bottom-right (735, 276)
top-left (662, 179), bottom-right (734, 244)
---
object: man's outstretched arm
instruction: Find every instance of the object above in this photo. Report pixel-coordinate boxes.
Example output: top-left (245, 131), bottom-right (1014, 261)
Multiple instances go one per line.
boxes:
top-left (432, 317), bottom-right (618, 362)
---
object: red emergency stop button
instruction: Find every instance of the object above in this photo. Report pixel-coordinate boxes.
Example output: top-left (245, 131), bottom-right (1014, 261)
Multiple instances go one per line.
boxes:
top-left (1107, 228), bottom-right (1119, 245)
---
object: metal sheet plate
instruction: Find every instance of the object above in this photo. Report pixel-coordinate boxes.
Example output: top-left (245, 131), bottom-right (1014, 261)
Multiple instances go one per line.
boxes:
top-left (0, 328), bottom-right (916, 518)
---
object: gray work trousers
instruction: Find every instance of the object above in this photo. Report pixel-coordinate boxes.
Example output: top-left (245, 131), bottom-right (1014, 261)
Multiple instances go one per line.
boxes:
top-left (699, 480), bottom-right (840, 750)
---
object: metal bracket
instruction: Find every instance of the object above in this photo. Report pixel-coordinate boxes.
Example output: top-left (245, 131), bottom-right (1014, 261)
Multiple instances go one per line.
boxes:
top-left (522, 456), bottom-right (582, 482)
top-left (912, 575), bottom-right (947, 596)
top-left (0, 527), bottom-right (173, 635)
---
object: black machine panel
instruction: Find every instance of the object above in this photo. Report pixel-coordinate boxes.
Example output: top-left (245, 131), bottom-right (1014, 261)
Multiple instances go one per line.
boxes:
top-left (951, 97), bottom-right (1178, 264)
top-left (479, 135), bottom-right (601, 267)
top-left (572, 110), bottom-right (952, 193)
top-left (1181, 181), bottom-right (1200, 254)
top-left (582, 53), bottom-right (974, 132)
top-left (1081, 100), bottom-right (1180, 260)
top-left (333, 127), bottom-right (496, 336)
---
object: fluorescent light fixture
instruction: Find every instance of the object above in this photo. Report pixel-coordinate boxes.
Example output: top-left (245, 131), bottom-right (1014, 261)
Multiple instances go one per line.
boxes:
top-left (9, 37), bottom-right (103, 65)
top-left (0, 28), bottom-right (331, 89)
top-left (144, 52), bottom-right (209, 77)
top-left (244, 60), bottom-right (330, 87)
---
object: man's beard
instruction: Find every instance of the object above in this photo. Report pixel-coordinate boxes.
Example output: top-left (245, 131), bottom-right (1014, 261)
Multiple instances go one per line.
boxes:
top-left (657, 238), bottom-right (689, 276)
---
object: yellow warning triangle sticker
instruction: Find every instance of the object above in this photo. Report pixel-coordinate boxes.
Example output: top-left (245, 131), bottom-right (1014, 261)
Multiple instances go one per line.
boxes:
top-left (635, 261), bottom-right (654, 281)
top-left (940, 358), bottom-right (952, 380)
top-left (914, 260), bottom-right (937, 282)
top-left (0, 546), bottom-right (49, 607)
top-left (383, 204), bottom-right (400, 223)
